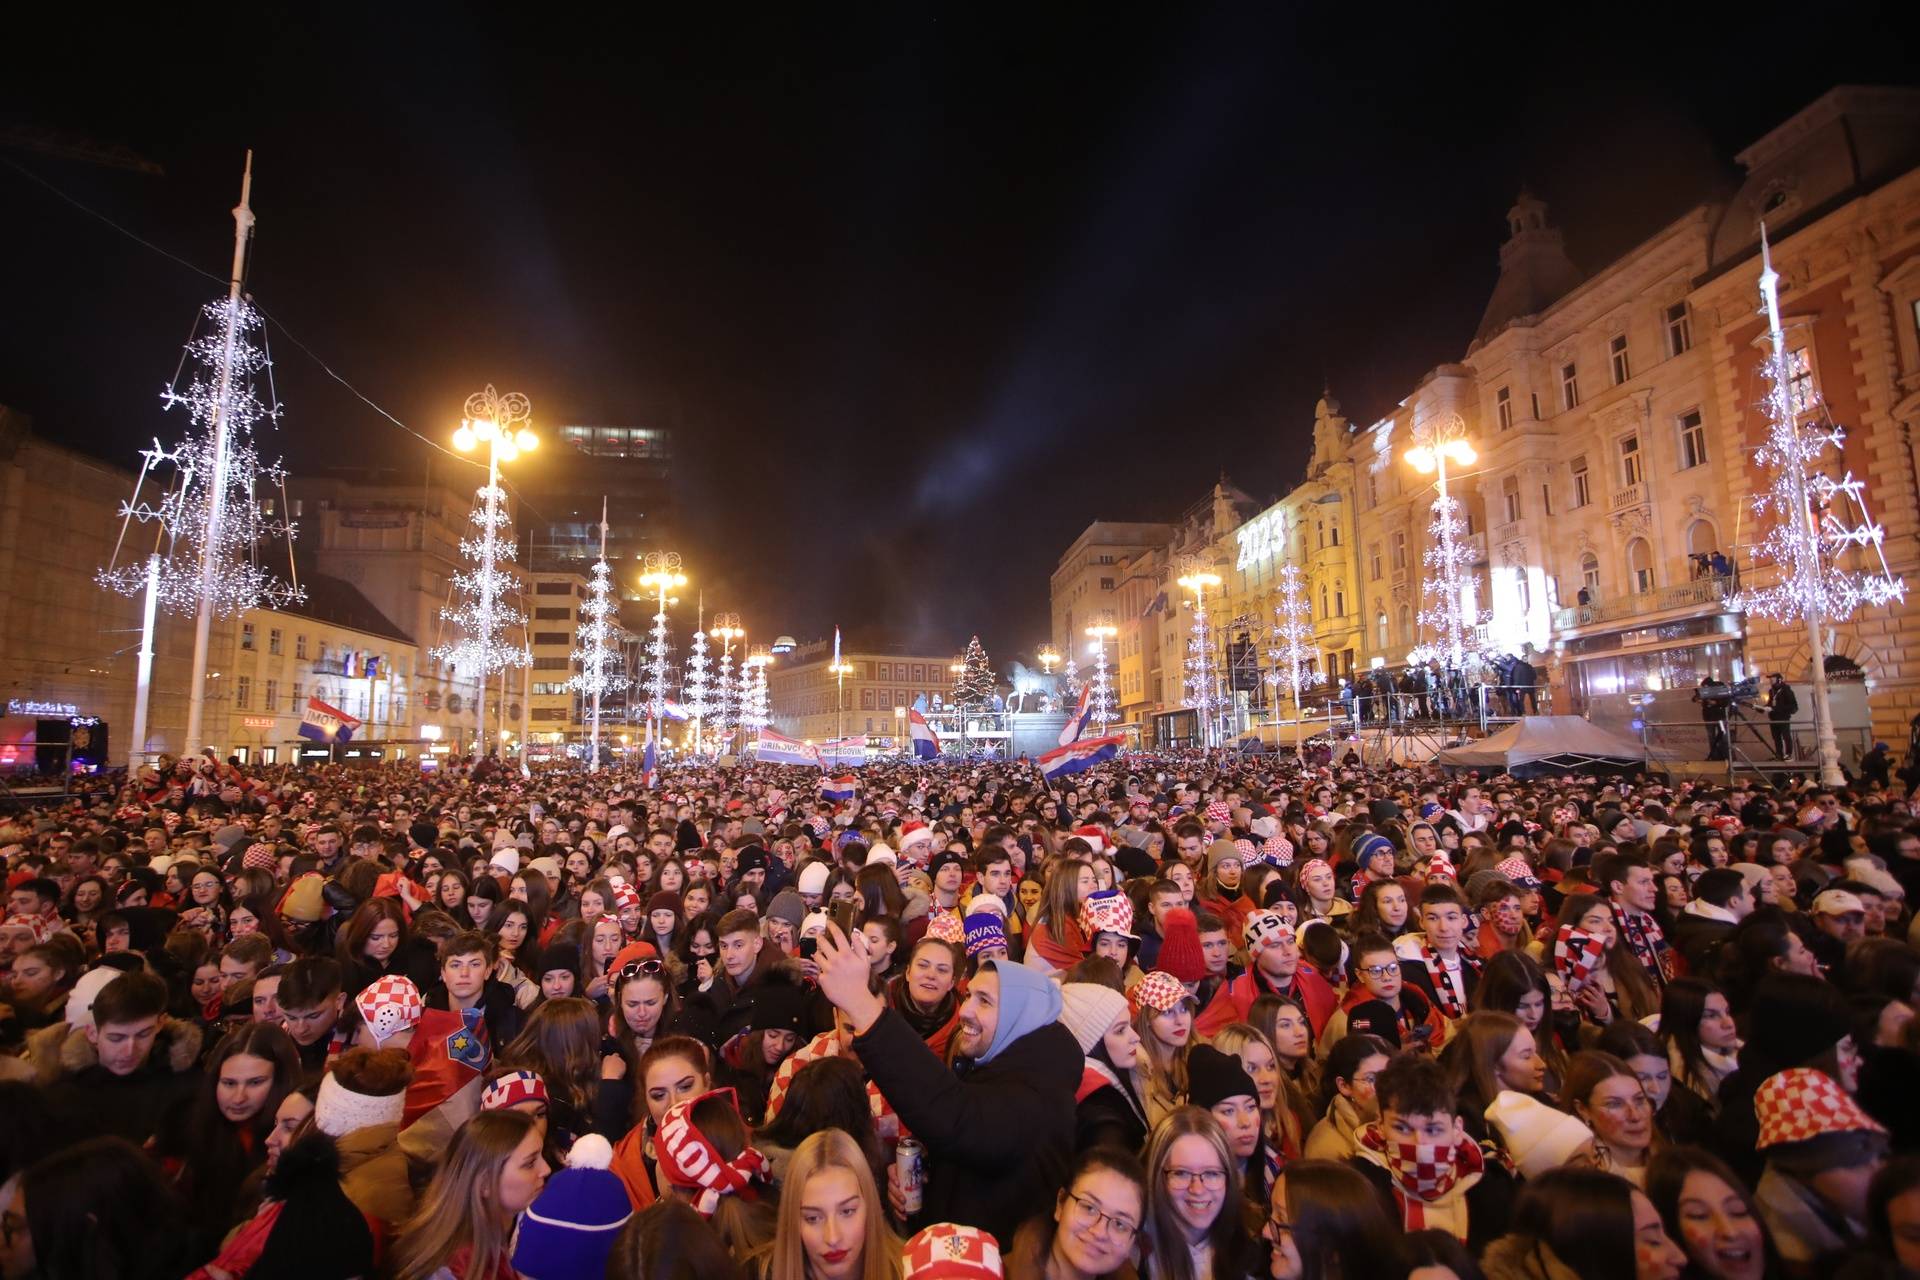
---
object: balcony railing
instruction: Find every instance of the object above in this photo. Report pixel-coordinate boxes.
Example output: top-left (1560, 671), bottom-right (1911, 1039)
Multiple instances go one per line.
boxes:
top-left (1610, 480), bottom-right (1647, 512)
top-left (1551, 573), bottom-right (1732, 631)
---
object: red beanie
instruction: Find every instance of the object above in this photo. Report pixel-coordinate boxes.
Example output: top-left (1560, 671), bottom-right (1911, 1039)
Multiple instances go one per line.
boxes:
top-left (1153, 907), bottom-right (1207, 984)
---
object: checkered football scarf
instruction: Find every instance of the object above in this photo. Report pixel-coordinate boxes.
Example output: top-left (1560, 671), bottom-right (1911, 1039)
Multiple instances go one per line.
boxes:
top-left (1612, 903), bottom-right (1674, 984)
top-left (1410, 935), bottom-right (1478, 1019)
top-left (1357, 1121), bottom-right (1484, 1203)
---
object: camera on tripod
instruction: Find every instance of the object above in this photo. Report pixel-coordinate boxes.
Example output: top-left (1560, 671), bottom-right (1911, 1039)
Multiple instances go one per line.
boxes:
top-left (1694, 675), bottom-right (1760, 706)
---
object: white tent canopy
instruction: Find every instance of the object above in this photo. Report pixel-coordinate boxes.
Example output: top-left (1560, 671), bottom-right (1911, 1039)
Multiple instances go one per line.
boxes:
top-left (1434, 716), bottom-right (1649, 776)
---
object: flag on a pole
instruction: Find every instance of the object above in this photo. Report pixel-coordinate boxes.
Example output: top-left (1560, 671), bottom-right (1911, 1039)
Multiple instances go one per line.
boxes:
top-left (641, 724), bottom-right (657, 788)
top-left (822, 775), bottom-right (858, 803)
top-left (908, 708), bottom-right (941, 758)
top-left (1057, 684), bottom-right (1093, 746)
top-left (1038, 733), bottom-right (1125, 781)
top-left (298, 697), bottom-right (361, 743)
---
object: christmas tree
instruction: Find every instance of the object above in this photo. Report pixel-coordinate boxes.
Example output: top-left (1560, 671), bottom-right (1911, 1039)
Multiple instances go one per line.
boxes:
top-left (568, 512), bottom-right (626, 768)
top-left (951, 635), bottom-right (997, 710)
top-left (683, 624), bottom-right (713, 749)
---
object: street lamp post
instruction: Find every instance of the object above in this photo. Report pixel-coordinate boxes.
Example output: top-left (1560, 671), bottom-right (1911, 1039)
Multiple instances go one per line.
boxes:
top-left (1177, 562), bottom-right (1223, 749)
top-left (444, 388), bottom-right (539, 755)
top-left (948, 659), bottom-right (967, 756)
top-left (637, 551), bottom-right (687, 755)
top-left (1085, 615), bottom-right (1117, 735)
top-left (829, 659), bottom-right (853, 751)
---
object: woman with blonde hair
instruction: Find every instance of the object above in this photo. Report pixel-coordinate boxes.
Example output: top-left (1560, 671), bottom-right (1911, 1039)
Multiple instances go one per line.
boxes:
top-left (393, 1108), bottom-right (550, 1280)
top-left (1211, 1021), bottom-right (1312, 1168)
top-left (754, 1127), bottom-right (901, 1280)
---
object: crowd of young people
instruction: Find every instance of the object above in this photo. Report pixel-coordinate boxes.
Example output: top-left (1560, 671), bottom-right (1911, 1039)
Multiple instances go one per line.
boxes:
top-left (3, 743), bottom-right (1920, 1280)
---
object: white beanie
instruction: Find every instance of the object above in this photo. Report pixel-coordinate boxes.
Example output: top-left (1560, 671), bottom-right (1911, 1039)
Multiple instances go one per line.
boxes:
top-left (800, 910), bottom-right (832, 939)
top-left (490, 848), bottom-right (521, 876)
top-left (866, 844), bottom-right (898, 868)
top-left (797, 862), bottom-right (832, 896)
top-left (65, 967), bottom-right (120, 1030)
top-left (1058, 982), bottom-right (1131, 1056)
top-left (1485, 1090), bottom-right (1595, 1178)
top-left (315, 1069), bottom-right (407, 1137)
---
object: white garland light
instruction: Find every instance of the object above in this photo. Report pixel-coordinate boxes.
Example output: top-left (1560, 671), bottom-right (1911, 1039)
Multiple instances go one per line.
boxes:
top-left (1265, 562), bottom-right (1314, 711)
top-left (569, 555), bottom-right (626, 699)
top-left (1407, 491), bottom-right (1487, 672)
top-left (740, 646), bottom-right (771, 734)
top-left (97, 297), bottom-right (304, 616)
top-left (684, 625), bottom-right (713, 743)
top-left (433, 474), bottom-right (530, 684)
top-left (710, 613), bottom-right (741, 747)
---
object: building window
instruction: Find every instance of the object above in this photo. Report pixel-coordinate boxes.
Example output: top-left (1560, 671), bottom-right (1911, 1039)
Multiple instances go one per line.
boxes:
top-left (1667, 303), bottom-right (1692, 355)
top-left (1319, 584), bottom-right (1329, 619)
top-left (264, 679), bottom-right (278, 712)
top-left (1334, 583), bottom-right (1345, 616)
top-left (1786, 347), bottom-right (1816, 417)
top-left (268, 628), bottom-right (282, 655)
top-left (1391, 531), bottom-right (1407, 572)
top-left (235, 676), bottom-right (252, 709)
top-left (533, 631), bottom-right (570, 646)
top-left (1501, 475), bottom-right (1521, 524)
top-left (859, 689), bottom-right (874, 710)
top-left (1621, 434), bottom-right (1643, 486)
top-left (1627, 538), bottom-right (1655, 593)
top-left (1561, 362), bottom-right (1580, 410)
top-left (1678, 409), bottom-right (1707, 470)
top-left (1610, 334), bottom-right (1631, 385)
top-left (295, 634), bottom-right (307, 659)
top-left (291, 682), bottom-right (302, 710)
top-left (1368, 544), bottom-right (1382, 581)
top-left (1316, 522), bottom-right (1325, 550)
top-left (1376, 612), bottom-right (1389, 647)
top-left (1495, 385), bottom-right (1512, 430)
top-left (1329, 521), bottom-right (1340, 547)
top-left (1398, 605), bottom-right (1411, 642)
top-left (1365, 472), bottom-right (1379, 507)
top-left (1541, 482), bottom-right (1554, 517)
top-left (534, 606), bottom-right (571, 620)
top-left (535, 581), bottom-right (573, 594)
top-left (1530, 391), bottom-right (1541, 419)
top-left (241, 622), bottom-right (255, 651)
top-left (1571, 455), bottom-right (1591, 508)
top-left (261, 747), bottom-right (277, 764)
top-left (879, 663), bottom-right (891, 680)
top-left (1098, 577), bottom-right (1114, 590)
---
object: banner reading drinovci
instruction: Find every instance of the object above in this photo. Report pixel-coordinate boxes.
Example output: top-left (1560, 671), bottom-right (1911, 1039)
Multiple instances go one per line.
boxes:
top-left (755, 727), bottom-right (823, 767)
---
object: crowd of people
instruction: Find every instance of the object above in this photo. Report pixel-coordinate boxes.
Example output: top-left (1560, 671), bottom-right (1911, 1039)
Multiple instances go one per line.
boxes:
top-left (3, 743), bottom-right (1920, 1280)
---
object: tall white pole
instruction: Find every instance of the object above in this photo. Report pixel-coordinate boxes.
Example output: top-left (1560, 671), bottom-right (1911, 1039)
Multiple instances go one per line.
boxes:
top-left (184, 152), bottom-right (255, 752)
top-left (129, 554), bottom-right (161, 768)
top-left (1758, 233), bottom-right (1844, 786)
top-left (589, 500), bottom-right (607, 770)
top-left (474, 442), bottom-right (497, 756)
top-left (1434, 452), bottom-right (1466, 672)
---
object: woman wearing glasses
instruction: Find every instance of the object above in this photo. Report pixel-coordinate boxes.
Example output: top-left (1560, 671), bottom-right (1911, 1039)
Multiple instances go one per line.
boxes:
top-left (1007, 1146), bottom-right (1147, 1280)
top-left (1140, 1107), bottom-right (1259, 1280)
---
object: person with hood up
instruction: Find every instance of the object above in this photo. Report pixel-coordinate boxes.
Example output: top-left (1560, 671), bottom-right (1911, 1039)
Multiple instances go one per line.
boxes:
top-left (813, 920), bottom-right (1081, 1249)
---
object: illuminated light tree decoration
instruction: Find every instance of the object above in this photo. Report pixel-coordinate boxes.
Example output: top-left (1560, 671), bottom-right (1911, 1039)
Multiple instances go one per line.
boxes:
top-left (432, 386), bottom-right (538, 752)
top-left (97, 155), bottom-right (304, 756)
top-left (1265, 562), bottom-right (1314, 714)
top-left (568, 500), bottom-right (626, 770)
top-left (1085, 613), bottom-right (1118, 735)
top-left (683, 604), bottom-right (713, 753)
top-left (1177, 560), bottom-right (1223, 748)
top-left (1404, 414), bottom-right (1488, 676)
top-left (709, 614), bottom-right (742, 750)
top-left (740, 646), bottom-right (772, 735)
top-left (638, 551), bottom-right (687, 745)
top-left (1732, 226), bottom-right (1903, 786)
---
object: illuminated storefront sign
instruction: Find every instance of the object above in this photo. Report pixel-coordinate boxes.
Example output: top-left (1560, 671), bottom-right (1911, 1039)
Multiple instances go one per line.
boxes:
top-left (1235, 510), bottom-right (1287, 570)
top-left (242, 716), bottom-right (277, 729)
top-left (8, 699), bottom-right (79, 717)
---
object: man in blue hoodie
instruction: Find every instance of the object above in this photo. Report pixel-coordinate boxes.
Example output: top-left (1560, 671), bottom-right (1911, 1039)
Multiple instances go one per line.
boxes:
top-left (814, 921), bottom-right (1080, 1248)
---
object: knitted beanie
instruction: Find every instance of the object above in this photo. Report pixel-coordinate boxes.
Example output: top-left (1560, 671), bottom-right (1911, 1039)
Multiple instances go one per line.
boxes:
top-left (1058, 982), bottom-right (1131, 1055)
top-left (904, 1222), bottom-right (1004, 1280)
top-left (1153, 908), bottom-right (1207, 983)
top-left (963, 913), bottom-right (1008, 959)
top-left (1185, 1043), bottom-right (1258, 1110)
top-left (796, 860), bottom-right (833, 896)
top-left (1484, 1090), bottom-right (1595, 1179)
top-left (765, 889), bottom-right (807, 931)
top-left (511, 1135), bottom-right (634, 1280)
top-left (1205, 840), bottom-right (1242, 875)
top-left (248, 1135), bottom-right (376, 1279)
top-left (315, 1066), bottom-right (407, 1137)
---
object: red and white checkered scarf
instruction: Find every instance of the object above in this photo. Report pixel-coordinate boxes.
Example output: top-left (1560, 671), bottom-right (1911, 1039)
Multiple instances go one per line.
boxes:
top-left (1552, 925), bottom-right (1607, 995)
top-left (1356, 1121), bottom-right (1485, 1238)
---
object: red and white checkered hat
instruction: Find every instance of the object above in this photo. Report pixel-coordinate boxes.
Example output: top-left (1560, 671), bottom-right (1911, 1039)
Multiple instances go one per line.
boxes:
top-left (1128, 970), bottom-right (1192, 1016)
top-left (354, 975), bottom-right (424, 1047)
top-left (1426, 855), bottom-right (1458, 882)
top-left (1243, 910), bottom-right (1295, 954)
top-left (1261, 835), bottom-right (1294, 866)
top-left (926, 911), bottom-right (966, 946)
top-left (1232, 837), bottom-right (1257, 860)
top-left (1077, 888), bottom-right (1136, 940)
top-left (611, 881), bottom-right (642, 913)
top-left (1496, 856), bottom-right (1541, 890)
top-left (243, 842), bottom-right (278, 871)
top-left (1756, 1068), bottom-right (1886, 1147)
top-left (904, 1223), bottom-right (1004, 1280)
top-left (1205, 801), bottom-right (1231, 826)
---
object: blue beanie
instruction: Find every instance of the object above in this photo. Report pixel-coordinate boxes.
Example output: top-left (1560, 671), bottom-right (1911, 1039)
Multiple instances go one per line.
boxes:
top-left (963, 913), bottom-right (1008, 958)
top-left (511, 1135), bottom-right (633, 1280)
top-left (977, 959), bottom-right (1063, 1063)
top-left (1353, 833), bottom-right (1395, 866)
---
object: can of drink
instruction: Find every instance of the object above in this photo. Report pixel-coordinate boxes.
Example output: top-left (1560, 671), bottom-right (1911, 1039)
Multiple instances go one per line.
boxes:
top-left (895, 1138), bottom-right (925, 1215)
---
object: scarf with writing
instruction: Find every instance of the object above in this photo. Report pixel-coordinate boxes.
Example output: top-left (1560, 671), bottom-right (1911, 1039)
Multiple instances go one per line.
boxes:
top-left (1613, 904), bottom-right (1673, 984)
top-left (1411, 936), bottom-right (1478, 1018)
top-left (1552, 926), bottom-right (1607, 996)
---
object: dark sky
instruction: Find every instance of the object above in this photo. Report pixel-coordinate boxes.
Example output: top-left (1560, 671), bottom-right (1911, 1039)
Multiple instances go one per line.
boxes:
top-left (6, 4), bottom-right (1917, 665)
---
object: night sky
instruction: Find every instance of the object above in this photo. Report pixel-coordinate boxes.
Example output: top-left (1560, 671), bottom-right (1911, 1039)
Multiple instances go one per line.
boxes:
top-left (6, 5), bottom-right (1916, 664)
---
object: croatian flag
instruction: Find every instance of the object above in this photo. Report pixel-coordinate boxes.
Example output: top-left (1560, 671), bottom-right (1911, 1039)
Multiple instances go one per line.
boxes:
top-left (656, 700), bottom-right (691, 722)
top-left (641, 725), bottom-right (657, 788)
top-left (757, 728), bottom-right (824, 768)
top-left (298, 697), bottom-right (361, 743)
top-left (1057, 684), bottom-right (1093, 747)
top-left (822, 775), bottom-right (858, 803)
top-left (1038, 733), bottom-right (1125, 781)
top-left (908, 708), bottom-right (941, 758)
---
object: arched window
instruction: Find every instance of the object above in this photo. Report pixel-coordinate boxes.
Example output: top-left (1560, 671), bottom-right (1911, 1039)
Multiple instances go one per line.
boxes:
top-left (1319, 584), bottom-right (1329, 618)
top-left (1316, 521), bottom-right (1325, 550)
top-left (1377, 611), bottom-right (1389, 648)
top-left (1334, 582), bottom-right (1346, 616)
top-left (1398, 605), bottom-right (1412, 642)
top-left (1627, 538), bottom-right (1655, 594)
top-left (1330, 521), bottom-right (1341, 547)
top-left (1580, 553), bottom-right (1601, 596)
top-left (1686, 519), bottom-right (1717, 556)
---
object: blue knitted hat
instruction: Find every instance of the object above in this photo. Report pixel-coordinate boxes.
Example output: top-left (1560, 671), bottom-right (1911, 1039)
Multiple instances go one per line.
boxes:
top-left (511, 1135), bottom-right (633, 1280)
